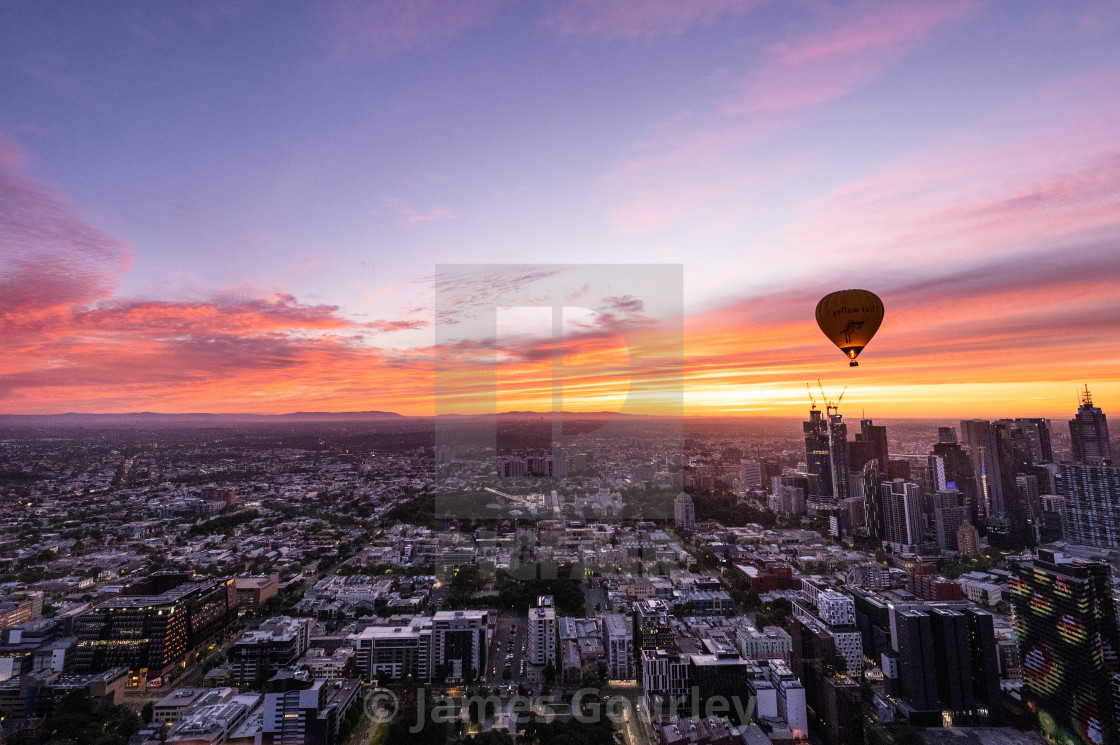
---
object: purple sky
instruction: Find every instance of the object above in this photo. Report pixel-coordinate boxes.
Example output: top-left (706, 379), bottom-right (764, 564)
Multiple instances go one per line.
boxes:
top-left (3, 1), bottom-right (1120, 415)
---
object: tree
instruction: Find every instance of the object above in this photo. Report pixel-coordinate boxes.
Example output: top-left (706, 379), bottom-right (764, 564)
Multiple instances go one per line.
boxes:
top-left (543, 662), bottom-right (556, 684)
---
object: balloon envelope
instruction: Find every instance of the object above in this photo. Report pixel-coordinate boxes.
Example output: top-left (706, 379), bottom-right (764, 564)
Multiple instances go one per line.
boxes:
top-left (815, 289), bottom-right (884, 366)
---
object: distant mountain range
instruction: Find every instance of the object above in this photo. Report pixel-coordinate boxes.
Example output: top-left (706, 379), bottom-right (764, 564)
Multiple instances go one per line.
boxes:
top-left (0, 411), bottom-right (407, 426)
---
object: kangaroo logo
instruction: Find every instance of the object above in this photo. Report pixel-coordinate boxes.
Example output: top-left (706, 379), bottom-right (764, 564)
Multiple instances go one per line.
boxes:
top-left (841, 320), bottom-right (864, 344)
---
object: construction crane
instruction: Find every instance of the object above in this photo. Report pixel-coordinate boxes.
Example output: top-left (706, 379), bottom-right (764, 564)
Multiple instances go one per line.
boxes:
top-left (806, 383), bottom-right (817, 410)
top-left (817, 379), bottom-right (847, 416)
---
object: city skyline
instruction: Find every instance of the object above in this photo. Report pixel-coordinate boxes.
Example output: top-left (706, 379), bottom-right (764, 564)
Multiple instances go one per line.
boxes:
top-left (3, 1), bottom-right (1120, 417)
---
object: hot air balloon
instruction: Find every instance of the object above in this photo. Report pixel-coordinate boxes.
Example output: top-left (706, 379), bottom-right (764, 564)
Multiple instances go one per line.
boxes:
top-left (815, 289), bottom-right (883, 366)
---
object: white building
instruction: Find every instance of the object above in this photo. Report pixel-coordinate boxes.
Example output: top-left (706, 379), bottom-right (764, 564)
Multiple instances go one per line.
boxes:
top-left (959, 579), bottom-right (1002, 606)
top-left (765, 660), bottom-right (807, 739)
top-left (831, 630), bottom-right (864, 676)
top-left (674, 492), bottom-right (695, 532)
top-left (641, 648), bottom-right (690, 699)
top-left (602, 613), bottom-right (634, 680)
top-left (528, 605), bottom-right (557, 667)
top-left (816, 591), bottom-right (856, 627)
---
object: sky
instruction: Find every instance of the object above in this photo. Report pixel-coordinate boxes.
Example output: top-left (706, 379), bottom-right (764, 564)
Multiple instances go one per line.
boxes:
top-left (2, 0), bottom-right (1120, 418)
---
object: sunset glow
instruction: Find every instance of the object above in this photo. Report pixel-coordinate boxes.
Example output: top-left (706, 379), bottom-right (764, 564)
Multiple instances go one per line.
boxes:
top-left (3, 1), bottom-right (1120, 418)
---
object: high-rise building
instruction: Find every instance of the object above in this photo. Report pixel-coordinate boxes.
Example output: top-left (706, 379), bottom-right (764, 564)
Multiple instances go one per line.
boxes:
top-left (528, 601), bottom-right (556, 668)
top-left (1010, 550), bottom-right (1120, 745)
top-left (229, 616), bottom-right (312, 685)
top-left (1070, 385), bottom-right (1112, 465)
top-left (931, 428), bottom-right (978, 518)
top-left (893, 605), bottom-right (1002, 727)
top-left (673, 491), bottom-right (695, 532)
top-left (956, 522), bottom-right (982, 557)
top-left (1059, 464), bottom-right (1120, 549)
top-left (850, 419), bottom-right (889, 474)
top-left (769, 476), bottom-right (806, 516)
top-left (602, 613), bottom-right (634, 680)
top-left (739, 459), bottom-right (762, 489)
top-left (932, 489), bottom-right (968, 552)
top-left (804, 406), bottom-right (833, 503)
top-left (1016, 474), bottom-right (1043, 545)
top-left (827, 409), bottom-right (851, 505)
top-left (788, 614), bottom-right (864, 745)
top-left (73, 575), bottom-right (236, 688)
top-left (431, 610), bottom-right (489, 682)
top-left (1003, 419), bottom-right (1054, 469)
top-left (881, 480), bottom-right (923, 552)
top-left (961, 420), bottom-right (1031, 547)
top-left (635, 599), bottom-right (674, 652)
top-left (260, 672), bottom-right (360, 745)
top-left (351, 617), bottom-right (432, 681)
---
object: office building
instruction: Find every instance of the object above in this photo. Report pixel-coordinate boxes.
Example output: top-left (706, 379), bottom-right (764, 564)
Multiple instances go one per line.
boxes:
top-left (1070, 385), bottom-right (1112, 465)
top-left (1060, 464), bottom-right (1120, 549)
top-left (881, 480), bottom-right (923, 552)
top-left (1004, 418), bottom-right (1054, 468)
top-left (893, 605), bottom-right (1002, 726)
top-left (804, 406), bottom-right (833, 504)
top-left (1010, 550), bottom-right (1120, 745)
top-left (827, 409), bottom-right (850, 505)
top-left (932, 489), bottom-right (968, 552)
top-left (73, 575), bottom-right (236, 688)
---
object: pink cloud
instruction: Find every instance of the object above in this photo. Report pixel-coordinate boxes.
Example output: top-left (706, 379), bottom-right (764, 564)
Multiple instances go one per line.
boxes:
top-left (542, 0), bottom-right (768, 40)
top-left (723, 0), bottom-right (978, 115)
top-left (384, 196), bottom-right (457, 224)
top-left (0, 153), bottom-right (132, 316)
top-left (128, 0), bottom-right (254, 43)
top-left (329, 0), bottom-right (505, 57)
top-left (776, 63), bottom-right (1120, 273)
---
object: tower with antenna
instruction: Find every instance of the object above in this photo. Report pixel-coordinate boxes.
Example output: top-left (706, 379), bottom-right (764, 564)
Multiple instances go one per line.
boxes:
top-left (1070, 384), bottom-right (1112, 465)
top-left (813, 380), bottom-right (851, 505)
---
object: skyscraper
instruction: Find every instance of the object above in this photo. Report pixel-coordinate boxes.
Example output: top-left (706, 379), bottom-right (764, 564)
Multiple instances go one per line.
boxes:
top-left (1010, 550), bottom-right (1120, 745)
top-left (1059, 464), bottom-right (1120, 549)
top-left (804, 406), bottom-right (833, 504)
top-left (881, 480), bottom-right (923, 552)
top-left (931, 429), bottom-right (978, 522)
top-left (893, 605), bottom-right (1002, 726)
top-left (850, 419), bottom-right (889, 474)
top-left (1070, 385), bottom-right (1112, 465)
top-left (960, 420), bottom-right (1030, 548)
top-left (932, 489), bottom-right (968, 552)
top-left (1003, 418), bottom-right (1054, 469)
top-left (827, 409), bottom-right (850, 505)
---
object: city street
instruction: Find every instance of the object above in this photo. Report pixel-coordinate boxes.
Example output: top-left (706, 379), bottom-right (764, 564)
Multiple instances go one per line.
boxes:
top-left (487, 613), bottom-right (528, 688)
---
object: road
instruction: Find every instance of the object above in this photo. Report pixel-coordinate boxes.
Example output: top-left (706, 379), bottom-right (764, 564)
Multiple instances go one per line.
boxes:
top-left (486, 614), bottom-right (528, 688)
top-left (584, 579), bottom-right (610, 615)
